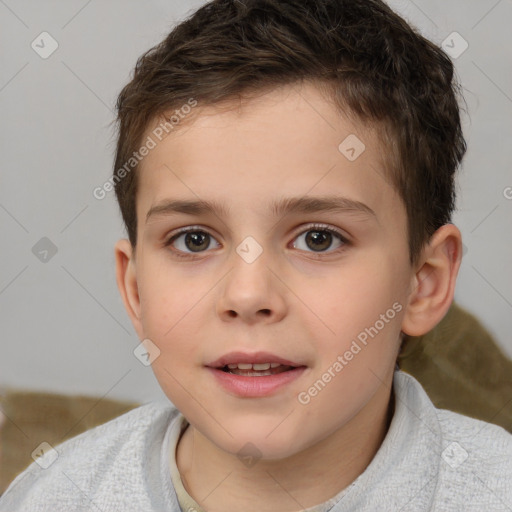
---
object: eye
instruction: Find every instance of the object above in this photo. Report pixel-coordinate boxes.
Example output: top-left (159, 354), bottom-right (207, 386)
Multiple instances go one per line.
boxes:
top-left (164, 227), bottom-right (220, 259)
top-left (291, 224), bottom-right (348, 254)
top-left (164, 223), bottom-right (349, 259)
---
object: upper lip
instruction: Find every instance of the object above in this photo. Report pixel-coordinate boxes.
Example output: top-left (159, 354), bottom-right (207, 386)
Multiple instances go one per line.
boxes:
top-left (206, 351), bottom-right (305, 368)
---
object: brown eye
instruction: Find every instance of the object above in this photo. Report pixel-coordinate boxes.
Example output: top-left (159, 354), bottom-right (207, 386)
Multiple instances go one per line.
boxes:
top-left (166, 229), bottom-right (220, 257)
top-left (305, 230), bottom-right (332, 252)
top-left (292, 225), bottom-right (347, 254)
top-left (183, 231), bottom-right (210, 252)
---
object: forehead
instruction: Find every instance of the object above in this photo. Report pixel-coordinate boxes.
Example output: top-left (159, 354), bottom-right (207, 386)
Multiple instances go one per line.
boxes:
top-left (136, 81), bottom-right (402, 223)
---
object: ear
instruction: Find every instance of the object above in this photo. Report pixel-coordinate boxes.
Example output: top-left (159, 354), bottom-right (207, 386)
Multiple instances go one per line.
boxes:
top-left (401, 224), bottom-right (462, 337)
top-left (114, 239), bottom-right (144, 339)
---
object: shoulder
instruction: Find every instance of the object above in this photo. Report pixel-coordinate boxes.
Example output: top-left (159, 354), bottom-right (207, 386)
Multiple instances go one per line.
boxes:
top-left (436, 406), bottom-right (512, 471)
top-left (433, 409), bottom-right (512, 510)
top-left (0, 401), bottom-right (180, 511)
top-left (395, 370), bottom-right (512, 457)
top-left (393, 371), bottom-right (512, 509)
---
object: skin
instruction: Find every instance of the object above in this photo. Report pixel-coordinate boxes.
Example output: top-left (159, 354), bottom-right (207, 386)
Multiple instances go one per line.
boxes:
top-left (115, 81), bottom-right (462, 511)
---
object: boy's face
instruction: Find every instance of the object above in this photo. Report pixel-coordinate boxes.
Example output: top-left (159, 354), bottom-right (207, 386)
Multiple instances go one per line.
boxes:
top-left (122, 81), bottom-right (416, 459)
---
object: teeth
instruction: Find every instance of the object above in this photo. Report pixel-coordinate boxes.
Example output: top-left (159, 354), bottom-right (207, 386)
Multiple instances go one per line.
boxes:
top-left (225, 362), bottom-right (286, 370)
top-left (253, 363), bottom-right (270, 370)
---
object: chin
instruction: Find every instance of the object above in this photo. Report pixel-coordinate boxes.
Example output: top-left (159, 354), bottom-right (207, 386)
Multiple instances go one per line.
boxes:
top-left (214, 420), bottom-right (311, 462)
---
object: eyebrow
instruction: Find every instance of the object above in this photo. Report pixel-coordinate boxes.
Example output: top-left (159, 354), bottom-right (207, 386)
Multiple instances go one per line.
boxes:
top-left (146, 195), bottom-right (376, 223)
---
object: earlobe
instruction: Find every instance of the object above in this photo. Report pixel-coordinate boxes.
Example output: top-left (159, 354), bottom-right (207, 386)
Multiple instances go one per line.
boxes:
top-left (114, 239), bottom-right (143, 338)
top-left (401, 224), bottom-right (462, 337)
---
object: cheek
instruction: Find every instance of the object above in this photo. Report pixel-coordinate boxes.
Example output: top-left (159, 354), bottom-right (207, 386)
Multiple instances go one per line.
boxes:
top-left (296, 270), bottom-right (404, 433)
top-left (138, 266), bottom-right (209, 406)
top-left (138, 255), bottom-right (199, 334)
top-left (310, 257), bottom-right (407, 376)
top-left (136, 266), bottom-right (209, 372)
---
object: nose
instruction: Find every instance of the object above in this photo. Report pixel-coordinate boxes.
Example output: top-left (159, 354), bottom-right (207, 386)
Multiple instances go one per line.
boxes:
top-left (216, 247), bottom-right (288, 325)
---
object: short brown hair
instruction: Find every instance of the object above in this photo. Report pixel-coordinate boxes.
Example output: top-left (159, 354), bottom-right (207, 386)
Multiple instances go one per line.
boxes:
top-left (113, 0), bottom-right (467, 265)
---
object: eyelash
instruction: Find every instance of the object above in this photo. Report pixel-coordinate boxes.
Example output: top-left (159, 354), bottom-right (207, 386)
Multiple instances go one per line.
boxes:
top-left (164, 224), bottom-right (350, 260)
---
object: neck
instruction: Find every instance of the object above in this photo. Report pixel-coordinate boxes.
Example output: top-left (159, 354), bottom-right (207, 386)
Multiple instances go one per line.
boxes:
top-left (176, 378), bottom-right (395, 512)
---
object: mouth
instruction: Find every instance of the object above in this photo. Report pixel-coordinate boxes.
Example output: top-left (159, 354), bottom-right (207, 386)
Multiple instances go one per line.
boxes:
top-left (205, 351), bottom-right (307, 397)
top-left (218, 362), bottom-right (298, 377)
top-left (206, 351), bottom-right (306, 377)
top-left (207, 365), bottom-right (307, 398)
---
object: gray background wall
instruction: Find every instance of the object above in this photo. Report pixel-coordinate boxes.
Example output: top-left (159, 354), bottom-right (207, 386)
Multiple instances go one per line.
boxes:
top-left (1, 0), bottom-right (511, 403)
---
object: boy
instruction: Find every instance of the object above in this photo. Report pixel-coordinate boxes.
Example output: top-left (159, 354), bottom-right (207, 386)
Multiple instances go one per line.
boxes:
top-left (2, 0), bottom-right (511, 510)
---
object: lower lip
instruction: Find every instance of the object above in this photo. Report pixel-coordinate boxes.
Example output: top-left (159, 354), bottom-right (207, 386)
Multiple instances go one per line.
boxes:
top-left (206, 367), bottom-right (307, 398)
